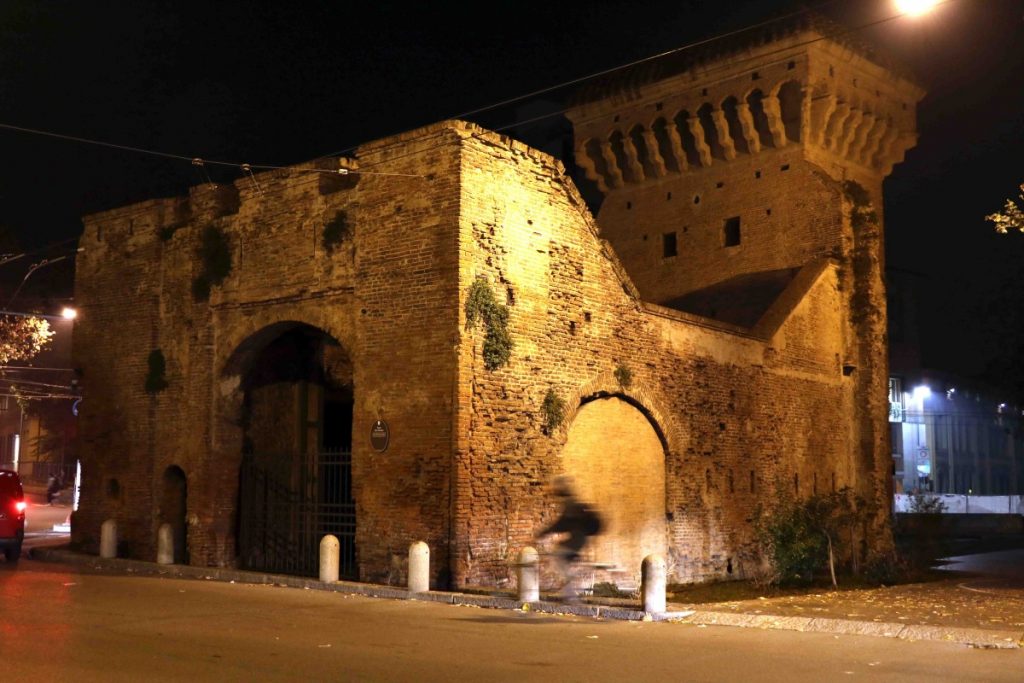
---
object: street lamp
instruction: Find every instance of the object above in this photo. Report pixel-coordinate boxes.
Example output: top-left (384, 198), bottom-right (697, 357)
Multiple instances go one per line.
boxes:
top-left (895, 0), bottom-right (939, 16)
top-left (61, 307), bottom-right (77, 320)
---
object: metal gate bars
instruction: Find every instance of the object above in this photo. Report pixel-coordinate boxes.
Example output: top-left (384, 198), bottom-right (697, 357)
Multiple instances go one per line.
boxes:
top-left (238, 449), bottom-right (356, 578)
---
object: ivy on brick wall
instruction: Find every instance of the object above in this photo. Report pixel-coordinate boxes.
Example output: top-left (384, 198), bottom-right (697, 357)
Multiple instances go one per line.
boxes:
top-left (614, 363), bottom-right (633, 389)
top-left (144, 349), bottom-right (169, 394)
top-left (541, 388), bottom-right (566, 434)
top-left (842, 181), bottom-right (877, 231)
top-left (465, 277), bottom-right (512, 370)
top-left (191, 225), bottom-right (233, 302)
top-left (322, 211), bottom-right (352, 254)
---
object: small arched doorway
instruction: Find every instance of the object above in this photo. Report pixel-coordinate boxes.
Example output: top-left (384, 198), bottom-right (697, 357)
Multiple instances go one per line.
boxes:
top-left (559, 396), bottom-right (667, 586)
top-left (233, 323), bottom-right (355, 578)
top-left (160, 465), bottom-right (189, 564)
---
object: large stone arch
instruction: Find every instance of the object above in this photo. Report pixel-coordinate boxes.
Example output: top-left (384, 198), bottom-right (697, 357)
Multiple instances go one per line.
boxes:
top-left (561, 371), bottom-right (683, 456)
top-left (556, 373), bottom-right (679, 586)
top-left (200, 311), bottom-right (356, 569)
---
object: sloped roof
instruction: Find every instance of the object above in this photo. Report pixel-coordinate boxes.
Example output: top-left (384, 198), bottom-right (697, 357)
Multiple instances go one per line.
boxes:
top-left (660, 267), bottom-right (800, 329)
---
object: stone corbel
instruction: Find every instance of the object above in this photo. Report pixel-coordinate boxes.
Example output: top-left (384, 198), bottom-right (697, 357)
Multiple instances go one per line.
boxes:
top-left (859, 117), bottom-right (890, 167)
top-left (621, 135), bottom-right (647, 183)
top-left (811, 93), bottom-right (838, 148)
top-left (824, 102), bottom-right (852, 152)
top-left (762, 93), bottom-right (788, 147)
top-left (575, 141), bottom-right (609, 193)
top-left (881, 131), bottom-right (917, 176)
top-left (711, 109), bottom-right (738, 160)
top-left (735, 102), bottom-right (761, 154)
top-left (871, 124), bottom-right (901, 171)
top-left (641, 128), bottom-right (668, 178)
top-left (850, 114), bottom-right (882, 165)
top-left (686, 116), bottom-right (713, 167)
top-left (837, 108), bottom-right (865, 158)
top-left (599, 140), bottom-right (626, 188)
top-left (665, 121), bottom-right (689, 172)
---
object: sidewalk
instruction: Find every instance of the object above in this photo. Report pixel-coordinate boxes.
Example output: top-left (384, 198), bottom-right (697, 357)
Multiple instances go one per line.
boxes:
top-left (672, 575), bottom-right (1024, 649)
top-left (29, 546), bottom-right (1024, 650)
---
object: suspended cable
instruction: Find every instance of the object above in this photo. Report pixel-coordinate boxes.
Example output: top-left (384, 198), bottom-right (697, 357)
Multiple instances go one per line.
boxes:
top-left (339, 1), bottom-right (949, 178)
top-left (0, 121), bottom-right (421, 178)
top-left (317, 0), bottom-right (847, 160)
top-left (0, 0), bottom-right (953, 186)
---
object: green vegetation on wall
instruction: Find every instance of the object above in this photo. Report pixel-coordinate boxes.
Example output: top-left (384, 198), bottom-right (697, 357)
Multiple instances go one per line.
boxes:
top-left (322, 211), bottom-right (352, 254)
top-left (614, 363), bottom-right (633, 389)
top-left (541, 388), bottom-right (566, 434)
top-left (465, 277), bottom-right (513, 370)
top-left (842, 181), bottom-right (877, 231)
top-left (754, 487), bottom-right (873, 587)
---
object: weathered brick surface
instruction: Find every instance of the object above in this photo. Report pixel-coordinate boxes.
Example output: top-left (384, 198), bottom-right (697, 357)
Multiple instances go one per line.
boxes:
top-left (452, 127), bottom-right (864, 585)
top-left (73, 29), bottom-right (920, 588)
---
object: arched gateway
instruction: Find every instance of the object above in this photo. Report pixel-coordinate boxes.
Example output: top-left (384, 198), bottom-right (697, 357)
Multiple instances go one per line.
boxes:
top-left (227, 322), bottom-right (356, 578)
top-left (559, 396), bottom-right (667, 586)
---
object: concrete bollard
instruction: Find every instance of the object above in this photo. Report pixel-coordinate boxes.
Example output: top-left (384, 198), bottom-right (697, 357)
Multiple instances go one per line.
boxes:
top-left (100, 519), bottom-right (118, 559)
top-left (641, 554), bottom-right (667, 615)
top-left (518, 546), bottom-right (539, 603)
top-left (320, 534), bottom-right (340, 583)
top-left (408, 541), bottom-right (430, 593)
top-left (156, 523), bottom-right (174, 565)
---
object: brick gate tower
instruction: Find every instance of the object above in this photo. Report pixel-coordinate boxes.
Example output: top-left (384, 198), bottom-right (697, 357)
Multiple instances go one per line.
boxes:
top-left (566, 17), bottom-right (924, 554)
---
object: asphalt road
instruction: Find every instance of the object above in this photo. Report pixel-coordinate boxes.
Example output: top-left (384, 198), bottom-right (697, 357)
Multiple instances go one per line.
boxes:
top-left (13, 489), bottom-right (72, 556)
top-left (0, 558), bottom-right (1020, 682)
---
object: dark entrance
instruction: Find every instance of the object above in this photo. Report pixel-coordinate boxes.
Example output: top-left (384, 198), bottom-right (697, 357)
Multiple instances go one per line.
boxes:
top-left (160, 465), bottom-right (189, 564)
top-left (235, 324), bottom-right (356, 578)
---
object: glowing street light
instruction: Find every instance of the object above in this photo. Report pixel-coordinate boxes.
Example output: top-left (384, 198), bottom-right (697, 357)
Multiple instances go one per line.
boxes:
top-left (896, 0), bottom-right (939, 16)
top-left (61, 307), bottom-right (77, 320)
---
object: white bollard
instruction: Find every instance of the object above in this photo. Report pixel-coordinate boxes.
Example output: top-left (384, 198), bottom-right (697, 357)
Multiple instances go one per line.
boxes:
top-left (408, 541), bottom-right (430, 593)
top-left (100, 519), bottom-right (118, 559)
top-left (320, 535), bottom-right (340, 583)
top-left (157, 523), bottom-right (174, 565)
top-left (518, 547), bottom-right (539, 603)
top-left (642, 554), bottom-right (667, 615)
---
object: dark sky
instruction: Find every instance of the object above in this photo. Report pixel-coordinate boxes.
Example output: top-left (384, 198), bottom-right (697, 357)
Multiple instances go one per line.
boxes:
top-left (1, 0), bottom-right (1021, 394)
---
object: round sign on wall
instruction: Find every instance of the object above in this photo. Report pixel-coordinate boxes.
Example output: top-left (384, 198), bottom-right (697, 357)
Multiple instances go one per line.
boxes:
top-left (371, 420), bottom-right (390, 452)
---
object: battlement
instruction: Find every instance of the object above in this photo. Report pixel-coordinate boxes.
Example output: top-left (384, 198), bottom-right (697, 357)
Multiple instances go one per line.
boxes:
top-left (79, 156), bottom-right (359, 247)
top-left (568, 25), bottom-right (924, 193)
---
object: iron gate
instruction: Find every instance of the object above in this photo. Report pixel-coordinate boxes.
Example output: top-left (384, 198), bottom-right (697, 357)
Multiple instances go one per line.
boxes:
top-left (238, 449), bottom-right (356, 578)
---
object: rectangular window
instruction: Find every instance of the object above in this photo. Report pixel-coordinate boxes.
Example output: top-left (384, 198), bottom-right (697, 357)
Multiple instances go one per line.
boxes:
top-left (723, 216), bottom-right (741, 247)
top-left (662, 231), bottom-right (678, 258)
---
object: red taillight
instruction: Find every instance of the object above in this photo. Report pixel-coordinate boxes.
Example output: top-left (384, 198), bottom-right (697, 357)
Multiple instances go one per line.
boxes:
top-left (14, 500), bottom-right (26, 513)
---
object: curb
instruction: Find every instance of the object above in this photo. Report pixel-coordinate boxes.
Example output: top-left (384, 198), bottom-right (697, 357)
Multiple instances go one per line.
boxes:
top-left (30, 547), bottom-right (1023, 648)
top-left (665, 610), bottom-right (1023, 650)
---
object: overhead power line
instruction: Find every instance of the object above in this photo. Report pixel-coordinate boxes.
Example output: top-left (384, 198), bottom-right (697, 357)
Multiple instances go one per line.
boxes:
top-left (0, 121), bottom-right (420, 178)
top-left (0, 0), bottom-right (954, 186)
top-left (332, 0), bottom-right (953, 178)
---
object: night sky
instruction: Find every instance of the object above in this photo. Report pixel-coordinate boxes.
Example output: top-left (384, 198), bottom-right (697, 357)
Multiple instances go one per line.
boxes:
top-left (1, 0), bottom-right (1021, 395)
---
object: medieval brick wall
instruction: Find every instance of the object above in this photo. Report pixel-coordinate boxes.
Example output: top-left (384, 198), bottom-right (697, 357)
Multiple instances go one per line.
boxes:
top-left (73, 126), bottom-right (465, 580)
top-left (72, 26), bottom-right (919, 589)
top-left (452, 126), bottom-right (860, 585)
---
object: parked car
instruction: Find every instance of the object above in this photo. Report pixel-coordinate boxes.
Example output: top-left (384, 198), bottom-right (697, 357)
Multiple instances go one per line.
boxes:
top-left (0, 469), bottom-right (26, 563)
